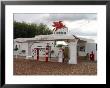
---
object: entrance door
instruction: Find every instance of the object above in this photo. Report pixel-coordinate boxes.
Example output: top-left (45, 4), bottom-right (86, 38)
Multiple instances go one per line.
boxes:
top-left (63, 47), bottom-right (69, 63)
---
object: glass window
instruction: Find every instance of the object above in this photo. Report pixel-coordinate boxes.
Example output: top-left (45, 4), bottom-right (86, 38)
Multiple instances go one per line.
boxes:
top-left (61, 32), bottom-right (63, 34)
top-left (64, 32), bottom-right (66, 34)
top-left (37, 46), bottom-right (42, 47)
top-left (80, 46), bottom-right (85, 51)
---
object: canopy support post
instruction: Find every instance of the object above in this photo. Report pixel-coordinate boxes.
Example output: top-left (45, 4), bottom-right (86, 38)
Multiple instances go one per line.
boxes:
top-left (68, 39), bottom-right (78, 64)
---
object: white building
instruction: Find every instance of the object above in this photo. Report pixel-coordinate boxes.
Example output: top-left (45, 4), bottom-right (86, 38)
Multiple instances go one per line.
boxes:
top-left (14, 21), bottom-right (97, 64)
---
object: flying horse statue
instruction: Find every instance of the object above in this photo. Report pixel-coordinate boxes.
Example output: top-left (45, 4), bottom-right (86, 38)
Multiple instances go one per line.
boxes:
top-left (52, 21), bottom-right (66, 31)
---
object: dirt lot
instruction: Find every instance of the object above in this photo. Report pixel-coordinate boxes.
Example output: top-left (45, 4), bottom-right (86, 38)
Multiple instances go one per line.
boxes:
top-left (13, 58), bottom-right (97, 75)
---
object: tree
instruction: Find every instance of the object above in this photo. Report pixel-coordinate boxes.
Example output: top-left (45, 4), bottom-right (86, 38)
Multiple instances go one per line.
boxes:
top-left (35, 23), bottom-right (52, 35)
top-left (14, 21), bottom-right (52, 39)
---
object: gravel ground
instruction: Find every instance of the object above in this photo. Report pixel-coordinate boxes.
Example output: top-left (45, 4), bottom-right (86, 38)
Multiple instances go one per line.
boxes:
top-left (13, 58), bottom-right (97, 75)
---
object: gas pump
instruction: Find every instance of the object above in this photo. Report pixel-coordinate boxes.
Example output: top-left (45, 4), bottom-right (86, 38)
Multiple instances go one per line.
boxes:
top-left (89, 51), bottom-right (95, 61)
top-left (34, 48), bottom-right (39, 61)
top-left (45, 43), bottom-right (49, 62)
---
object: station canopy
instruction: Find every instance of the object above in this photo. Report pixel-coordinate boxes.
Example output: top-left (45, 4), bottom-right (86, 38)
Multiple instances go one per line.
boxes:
top-left (14, 34), bottom-right (94, 43)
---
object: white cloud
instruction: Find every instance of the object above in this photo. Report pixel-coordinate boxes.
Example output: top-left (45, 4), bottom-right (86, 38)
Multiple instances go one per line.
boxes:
top-left (64, 20), bottom-right (97, 36)
top-left (47, 13), bottom-right (97, 21)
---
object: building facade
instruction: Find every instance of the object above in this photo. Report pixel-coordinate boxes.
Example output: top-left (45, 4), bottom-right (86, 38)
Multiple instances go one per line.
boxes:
top-left (14, 21), bottom-right (97, 63)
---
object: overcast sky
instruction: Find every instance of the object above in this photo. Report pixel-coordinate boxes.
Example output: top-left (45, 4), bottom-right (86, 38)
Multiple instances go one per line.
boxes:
top-left (14, 13), bottom-right (97, 42)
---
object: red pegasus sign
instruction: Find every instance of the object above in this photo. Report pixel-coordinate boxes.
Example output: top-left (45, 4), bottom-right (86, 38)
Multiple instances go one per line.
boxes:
top-left (52, 21), bottom-right (65, 31)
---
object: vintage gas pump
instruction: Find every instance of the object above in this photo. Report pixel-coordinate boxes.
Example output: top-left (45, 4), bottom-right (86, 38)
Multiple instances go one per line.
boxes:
top-left (45, 43), bottom-right (49, 62)
top-left (34, 48), bottom-right (39, 61)
top-left (90, 51), bottom-right (95, 61)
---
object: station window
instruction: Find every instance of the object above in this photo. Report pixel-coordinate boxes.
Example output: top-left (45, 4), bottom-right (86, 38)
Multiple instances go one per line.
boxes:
top-left (61, 32), bottom-right (63, 34)
top-left (80, 46), bottom-right (85, 51)
top-left (64, 32), bottom-right (66, 34)
top-left (37, 46), bottom-right (42, 47)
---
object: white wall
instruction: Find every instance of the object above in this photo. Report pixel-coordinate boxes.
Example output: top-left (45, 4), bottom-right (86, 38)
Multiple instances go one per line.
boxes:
top-left (68, 41), bottom-right (77, 64)
top-left (14, 42), bottom-right (28, 56)
top-left (14, 41), bottom-right (97, 61)
top-left (85, 43), bottom-right (97, 53)
top-left (77, 41), bottom-right (87, 56)
top-left (14, 41), bottom-right (60, 58)
top-left (78, 51), bottom-right (86, 56)
top-left (85, 43), bottom-right (97, 61)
